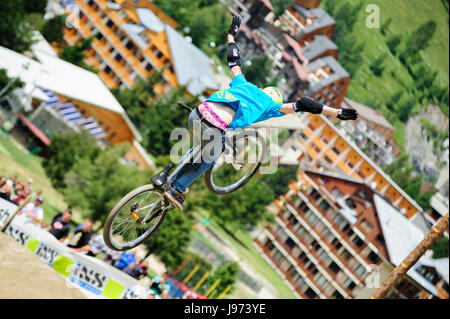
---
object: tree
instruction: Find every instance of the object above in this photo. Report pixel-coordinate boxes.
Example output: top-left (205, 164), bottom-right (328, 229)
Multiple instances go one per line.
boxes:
top-left (0, 1), bottom-right (38, 52)
top-left (395, 96), bottom-right (417, 123)
top-left (323, 1), bottom-right (365, 77)
top-left (59, 37), bottom-right (93, 66)
top-left (260, 165), bottom-right (298, 198)
top-left (202, 261), bottom-right (239, 297)
top-left (188, 5), bottom-right (229, 50)
top-left (41, 15), bottom-right (66, 43)
top-left (385, 90), bottom-right (403, 112)
top-left (271, 0), bottom-right (295, 18)
top-left (24, 0), bottom-right (48, 14)
top-left (380, 17), bottom-right (392, 36)
top-left (62, 143), bottom-right (153, 222)
top-left (400, 20), bottom-right (437, 62)
top-left (406, 20), bottom-right (437, 54)
top-left (194, 173), bottom-right (274, 232)
top-left (383, 156), bottom-right (436, 210)
top-left (43, 131), bottom-right (101, 188)
top-left (0, 68), bottom-right (24, 98)
top-left (386, 34), bottom-right (402, 56)
top-left (369, 54), bottom-right (386, 76)
top-left (431, 236), bottom-right (449, 259)
top-left (241, 55), bottom-right (273, 88)
top-left (142, 202), bottom-right (195, 269)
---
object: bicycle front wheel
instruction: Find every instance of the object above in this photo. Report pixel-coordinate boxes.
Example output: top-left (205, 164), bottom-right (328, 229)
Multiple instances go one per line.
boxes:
top-left (204, 129), bottom-right (266, 195)
top-left (103, 184), bottom-right (170, 251)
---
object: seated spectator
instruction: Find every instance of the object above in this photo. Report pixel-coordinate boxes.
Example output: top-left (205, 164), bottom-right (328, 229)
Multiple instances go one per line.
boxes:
top-left (104, 248), bottom-right (123, 266)
top-left (115, 251), bottom-right (136, 270)
top-left (124, 260), bottom-right (148, 280)
top-left (47, 208), bottom-right (72, 242)
top-left (12, 186), bottom-right (26, 204)
top-left (67, 219), bottom-right (92, 252)
top-left (0, 176), bottom-right (7, 188)
top-left (86, 233), bottom-right (108, 258)
top-left (0, 185), bottom-right (13, 203)
top-left (147, 271), bottom-right (171, 299)
top-left (21, 196), bottom-right (44, 225)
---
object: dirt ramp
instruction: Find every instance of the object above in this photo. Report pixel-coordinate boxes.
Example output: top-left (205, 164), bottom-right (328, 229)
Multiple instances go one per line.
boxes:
top-left (0, 233), bottom-right (86, 299)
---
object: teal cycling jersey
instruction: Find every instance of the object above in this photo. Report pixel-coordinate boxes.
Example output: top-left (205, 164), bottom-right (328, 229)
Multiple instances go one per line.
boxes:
top-left (207, 74), bottom-right (284, 129)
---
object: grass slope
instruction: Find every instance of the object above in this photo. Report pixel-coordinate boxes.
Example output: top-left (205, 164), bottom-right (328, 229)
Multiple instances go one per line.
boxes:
top-left (0, 133), bottom-right (82, 225)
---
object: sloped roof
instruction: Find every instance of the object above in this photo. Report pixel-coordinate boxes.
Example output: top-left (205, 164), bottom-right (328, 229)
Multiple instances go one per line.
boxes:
top-left (373, 194), bottom-right (437, 295)
top-left (165, 24), bottom-right (218, 95)
top-left (136, 8), bottom-right (165, 33)
top-left (0, 43), bottom-right (142, 141)
top-left (284, 33), bottom-right (308, 63)
top-left (302, 35), bottom-right (337, 61)
top-left (293, 5), bottom-right (335, 35)
top-left (343, 98), bottom-right (394, 131)
top-left (421, 257), bottom-right (449, 284)
top-left (121, 23), bottom-right (148, 49)
top-left (307, 56), bottom-right (349, 92)
top-left (292, 57), bottom-right (310, 81)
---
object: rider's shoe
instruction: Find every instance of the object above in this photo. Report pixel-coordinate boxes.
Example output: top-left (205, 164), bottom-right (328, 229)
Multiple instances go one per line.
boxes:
top-left (163, 187), bottom-right (184, 210)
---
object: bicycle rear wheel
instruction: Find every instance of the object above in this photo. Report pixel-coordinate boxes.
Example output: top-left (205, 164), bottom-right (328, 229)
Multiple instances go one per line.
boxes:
top-left (204, 129), bottom-right (266, 195)
top-left (103, 184), bottom-right (171, 251)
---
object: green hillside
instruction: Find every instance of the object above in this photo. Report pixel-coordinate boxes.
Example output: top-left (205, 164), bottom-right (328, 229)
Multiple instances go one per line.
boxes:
top-left (320, 0), bottom-right (449, 154)
top-left (346, 0), bottom-right (448, 100)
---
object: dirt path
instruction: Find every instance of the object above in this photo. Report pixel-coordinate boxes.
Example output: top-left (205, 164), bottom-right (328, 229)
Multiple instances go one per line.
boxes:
top-left (0, 233), bottom-right (86, 299)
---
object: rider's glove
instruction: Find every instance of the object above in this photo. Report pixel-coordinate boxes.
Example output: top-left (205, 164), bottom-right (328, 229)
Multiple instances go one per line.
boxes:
top-left (227, 42), bottom-right (241, 68)
top-left (337, 108), bottom-right (358, 120)
top-left (294, 97), bottom-right (323, 114)
top-left (228, 15), bottom-right (241, 38)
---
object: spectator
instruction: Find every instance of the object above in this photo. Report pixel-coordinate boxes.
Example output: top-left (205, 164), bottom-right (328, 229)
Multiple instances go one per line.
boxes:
top-left (104, 248), bottom-right (123, 266)
top-left (21, 196), bottom-right (44, 225)
top-left (147, 271), bottom-right (171, 299)
top-left (124, 260), bottom-right (148, 280)
top-left (12, 186), bottom-right (26, 204)
top-left (0, 185), bottom-right (13, 203)
top-left (0, 176), bottom-right (6, 188)
top-left (115, 251), bottom-right (136, 270)
top-left (47, 209), bottom-right (72, 242)
top-left (67, 219), bottom-right (92, 252)
top-left (86, 233), bottom-right (107, 258)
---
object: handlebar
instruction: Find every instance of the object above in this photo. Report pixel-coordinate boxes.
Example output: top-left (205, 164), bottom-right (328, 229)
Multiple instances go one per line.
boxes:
top-left (177, 101), bottom-right (193, 113)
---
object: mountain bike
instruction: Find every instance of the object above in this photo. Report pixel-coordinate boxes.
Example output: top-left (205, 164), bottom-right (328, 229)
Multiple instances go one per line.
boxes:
top-left (103, 102), bottom-right (267, 251)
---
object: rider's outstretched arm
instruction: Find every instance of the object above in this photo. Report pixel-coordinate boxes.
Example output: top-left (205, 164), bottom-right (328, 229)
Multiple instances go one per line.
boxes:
top-left (278, 97), bottom-right (358, 121)
top-left (226, 15), bottom-right (242, 79)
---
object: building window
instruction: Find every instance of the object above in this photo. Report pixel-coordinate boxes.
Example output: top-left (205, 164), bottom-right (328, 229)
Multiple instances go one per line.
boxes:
top-left (126, 40), bottom-right (134, 50)
top-left (139, 31), bottom-right (150, 43)
top-left (328, 261), bottom-right (340, 274)
top-left (96, 32), bottom-right (103, 40)
top-left (340, 249), bottom-right (352, 260)
top-left (352, 235), bottom-right (364, 247)
top-left (305, 288), bottom-right (317, 299)
top-left (285, 238), bottom-right (296, 250)
top-left (306, 211), bottom-right (319, 225)
top-left (114, 54), bottom-right (123, 62)
top-left (376, 234), bottom-right (385, 244)
top-left (88, 0), bottom-right (95, 7)
top-left (355, 264), bottom-right (366, 277)
top-left (368, 251), bottom-right (380, 264)
top-left (104, 65), bottom-right (111, 74)
top-left (106, 19), bottom-right (114, 29)
top-left (360, 218), bottom-right (374, 233)
top-left (319, 200), bottom-right (330, 211)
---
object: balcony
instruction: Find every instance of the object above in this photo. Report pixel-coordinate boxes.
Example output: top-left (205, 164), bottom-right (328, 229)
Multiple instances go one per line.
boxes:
top-left (276, 214), bottom-right (354, 297)
top-left (254, 239), bottom-right (310, 299)
top-left (287, 199), bottom-right (368, 285)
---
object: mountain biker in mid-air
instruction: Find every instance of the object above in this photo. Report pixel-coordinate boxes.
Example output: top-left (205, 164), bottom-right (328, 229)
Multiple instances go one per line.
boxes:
top-left (163, 15), bottom-right (358, 210)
